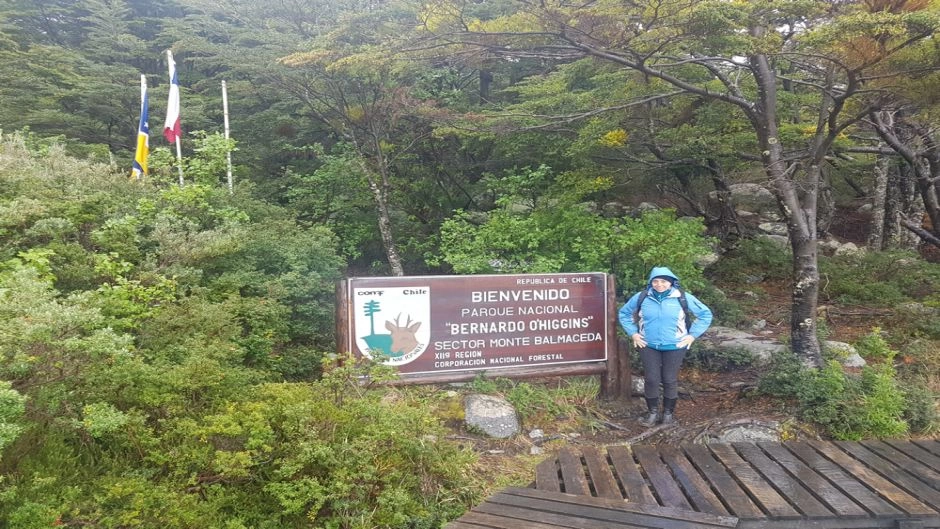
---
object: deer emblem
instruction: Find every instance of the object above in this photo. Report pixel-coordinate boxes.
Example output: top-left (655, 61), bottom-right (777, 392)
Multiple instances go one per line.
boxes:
top-left (385, 313), bottom-right (421, 355)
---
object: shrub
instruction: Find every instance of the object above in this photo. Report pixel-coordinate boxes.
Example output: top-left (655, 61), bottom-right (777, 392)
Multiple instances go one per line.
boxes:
top-left (758, 332), bottom-right (910, 440)
top-left (820, 250), bottom-right (940, 306)
top-left (709, 238), bottom-right (792, 283)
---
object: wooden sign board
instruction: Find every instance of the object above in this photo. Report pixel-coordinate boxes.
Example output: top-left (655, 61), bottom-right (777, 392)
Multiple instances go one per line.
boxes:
top-left (342, 273), bottom-right (610, 376)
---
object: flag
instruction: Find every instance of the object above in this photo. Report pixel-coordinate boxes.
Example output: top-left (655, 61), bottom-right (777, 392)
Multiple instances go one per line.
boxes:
top-left (163, 50), bottom-right (181, 143)
top-left (132, 75), bottom-right (149, 178)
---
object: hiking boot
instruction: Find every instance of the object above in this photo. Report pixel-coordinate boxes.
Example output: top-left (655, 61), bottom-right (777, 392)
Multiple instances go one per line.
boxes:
top-left (661, 398), bottom-right (677, 425)
top-left (639, 410), bottom-right (660, 427)
top-left (639, 397), bottom-right (660, 427)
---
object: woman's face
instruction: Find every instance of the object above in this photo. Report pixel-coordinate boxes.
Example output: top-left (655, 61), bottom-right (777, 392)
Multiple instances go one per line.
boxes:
top-left (651, 278), bottom-right (672, 292)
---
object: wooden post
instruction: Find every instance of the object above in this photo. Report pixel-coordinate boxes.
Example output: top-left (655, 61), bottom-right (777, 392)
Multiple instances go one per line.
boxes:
top-left (335, 279), bottom-right (349, 355)
top-left (618, 335), bottom-right (633, 400)
top-left (601, 274), bottom-right (621, 399)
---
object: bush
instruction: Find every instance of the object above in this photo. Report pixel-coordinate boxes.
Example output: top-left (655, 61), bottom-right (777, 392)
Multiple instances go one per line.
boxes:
top-left (709, 238), bottom-right (792, 283)
top-left (759, 331), bottom-right (910, 440)
top-left (820, 251), bottom-right (940, 306)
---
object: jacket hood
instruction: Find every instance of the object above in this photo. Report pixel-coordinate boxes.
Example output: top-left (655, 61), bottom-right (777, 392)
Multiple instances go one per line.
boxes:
top-left (647, 266), bottom-right (679, 286)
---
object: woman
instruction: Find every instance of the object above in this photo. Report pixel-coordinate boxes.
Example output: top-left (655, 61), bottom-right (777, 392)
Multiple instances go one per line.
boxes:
top-left (618, 266), bottom-right (713, 426)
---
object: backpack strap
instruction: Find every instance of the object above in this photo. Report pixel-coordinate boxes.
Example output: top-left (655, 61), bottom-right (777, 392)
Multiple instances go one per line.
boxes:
top-left (633, 287), bottom-right (694, 329)
top-left (632, 289), bottom-right (648, 324)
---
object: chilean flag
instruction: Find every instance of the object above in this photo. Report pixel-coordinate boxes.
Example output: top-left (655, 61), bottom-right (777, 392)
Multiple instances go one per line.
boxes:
top-left (163, 50), bottom-right (181, 143)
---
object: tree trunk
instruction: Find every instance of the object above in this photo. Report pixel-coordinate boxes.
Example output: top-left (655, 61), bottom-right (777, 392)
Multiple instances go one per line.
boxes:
top-left (705, 159), bottom-right (744, 244)
top-left (900, 163), bottom-right (922, 251)
top-left (884, 162), bottom-right (904, 248)
top-left (357, 143), bottom-right (405, 277)
top-left (369, 178), bottom-right (405, 276)
top-left (868, 155), bottom-right (889, 249)
top-left (816, 166), bottom-right (834, 238)
top-left (751, 46), bottom-right (823, 368)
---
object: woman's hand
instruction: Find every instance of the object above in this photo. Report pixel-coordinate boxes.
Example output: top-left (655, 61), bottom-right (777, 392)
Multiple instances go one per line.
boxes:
top-left (632, 333), bottom-right (647, 348)
top-left (677, 335), bottom-right (695, 349)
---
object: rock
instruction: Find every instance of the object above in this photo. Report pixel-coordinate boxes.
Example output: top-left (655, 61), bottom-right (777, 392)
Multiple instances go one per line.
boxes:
top-left (758, 222), bottom-right (789, 236)
top-left (751, 319), bottom-right (767, 330)
top-left (464, 394), bottom-right (520, 439)
top-left (695, 252), bottom-right (720, 268)
top-left (698, 326), bottom-right (786, 365)
top-left (632, 377), bottom-right (645, 396)
top-left (857, 203), bottom-right (873, 213)
top-left (530, 446), bottom-right (544, 456)
top-left (602, 201), bottom-right (628, 218)
top-left (834, 242), bottom-right (864, 255)
top-left (712, 420), bottom-right (782, 443)
top-left (842, 353), bottom-right (867, 368)
top-left (710, 183), bottom-right (780, 221)
top-left (528, 429), bottom-right (544, 441)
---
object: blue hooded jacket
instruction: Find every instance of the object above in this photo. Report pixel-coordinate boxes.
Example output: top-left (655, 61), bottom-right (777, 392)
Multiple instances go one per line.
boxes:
top-left (618, 266), bottom-right (713, 350)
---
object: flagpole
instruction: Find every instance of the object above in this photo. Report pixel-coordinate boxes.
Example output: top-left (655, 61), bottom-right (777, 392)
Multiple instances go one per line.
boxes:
top-left (175, 137), bottom-right (184, 186)
top-left (222, 80), bottom-right (233, 194)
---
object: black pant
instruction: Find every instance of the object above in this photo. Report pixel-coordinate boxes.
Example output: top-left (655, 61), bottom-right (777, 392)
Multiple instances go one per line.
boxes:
top-left (639, 346), bottom-right (687, 400)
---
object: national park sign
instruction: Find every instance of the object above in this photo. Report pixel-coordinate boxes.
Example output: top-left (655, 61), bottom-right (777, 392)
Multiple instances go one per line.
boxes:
top-left (340, 273), bottom-right (610, 376)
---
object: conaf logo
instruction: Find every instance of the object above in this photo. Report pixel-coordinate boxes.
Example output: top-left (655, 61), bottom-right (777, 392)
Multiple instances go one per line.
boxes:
top-left (353, 286), bottom-right (431, 366)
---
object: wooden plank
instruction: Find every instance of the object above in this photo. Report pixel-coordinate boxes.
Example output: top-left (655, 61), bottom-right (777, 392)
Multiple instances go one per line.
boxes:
top-left (492, 488), bottom-right (739, 528)
top-left (708, 443), bottom-right (801, 519)
top-left (457, 510), bottom-right (568, 528)
top-left (784, 441), bottom-right (902, 517)
top-left (733, 442), bottom-right (833, 517)
top-left (660, 445), bottom-right (730, 516)
top-left (581, 446), bottom-right (623, 499)
top-left (912, 440), bottom-right (940, 458)
top-left (558, 447), bottom-right (590, 496)
top-left (501, 487), bottom-right (738, 526)
top-left (443, 522), bottom-right (490, 529)
top-left (864, 441), bottom-right (940, 488)
top-left (809, 440), bottom-right (935, 515)
top-left (535, 457), bottom-right (561, 492)
top-left (632, 444), bottom-right (694, 510)
top-left (836, 441), bottom-right (940, 511)
top-left (607, 444), bottom-right (657, 504)
top-left (757, 442), bottom-right (868, 518)
top-left (884, 440), bottom-right (940, 474)
top-left (683, 443), bottom-right (765, 519)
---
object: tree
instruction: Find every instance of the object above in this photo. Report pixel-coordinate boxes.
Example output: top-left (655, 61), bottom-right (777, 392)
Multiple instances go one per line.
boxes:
top-left (421, 0), bottom-right (939, 366)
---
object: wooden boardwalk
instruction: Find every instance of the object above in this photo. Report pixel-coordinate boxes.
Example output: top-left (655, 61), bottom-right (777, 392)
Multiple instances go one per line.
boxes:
top-left (446, 439), bottom-right (940, 528)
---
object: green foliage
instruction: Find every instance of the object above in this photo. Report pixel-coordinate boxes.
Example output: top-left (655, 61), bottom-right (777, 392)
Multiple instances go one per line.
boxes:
top-left (0, 380), bottom-right (26, 458)
top-left (462, 376), bottom-right (599, 427)
top-left (759, 330), bottom-right (910, 440)
top-left (900, 378), bottom-right (938, 434)
top-left (685, 346), bottom-right (754, 372)
top-left (436, 165), bottom-right (714, 292)
top-left (710, 238), bottom-right (793, 283)
top-left (820, 250), bottom-right (940, 306)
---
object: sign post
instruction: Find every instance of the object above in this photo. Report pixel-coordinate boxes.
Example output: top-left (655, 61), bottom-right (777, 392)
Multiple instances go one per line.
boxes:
top-left (338, 273), bottom-right (625, 397)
